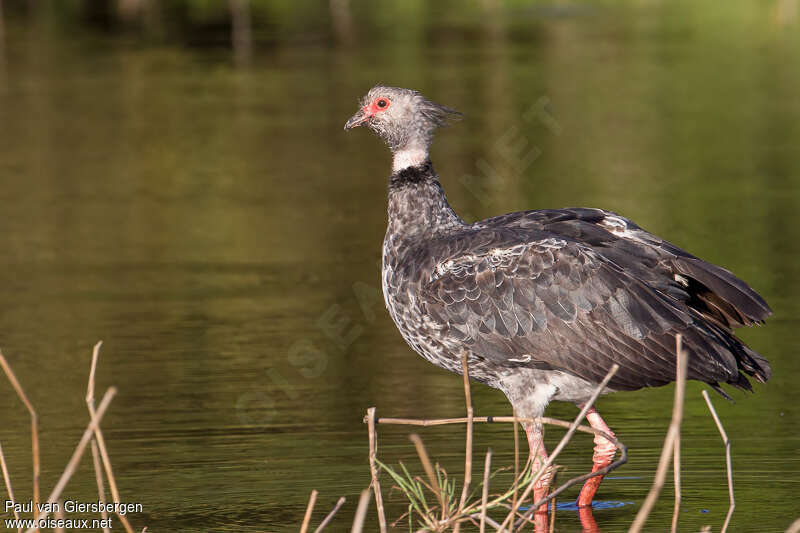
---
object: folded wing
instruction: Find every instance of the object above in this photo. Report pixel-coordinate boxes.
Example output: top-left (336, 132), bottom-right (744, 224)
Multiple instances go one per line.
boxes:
top-left (421, 214), bottom-right (771, 393)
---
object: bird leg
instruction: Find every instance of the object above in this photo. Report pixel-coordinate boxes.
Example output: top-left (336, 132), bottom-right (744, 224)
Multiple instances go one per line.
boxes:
top-left (577, 406), bottom-right (617, 507)
top-left (524, 422), bottom-right (553, 526)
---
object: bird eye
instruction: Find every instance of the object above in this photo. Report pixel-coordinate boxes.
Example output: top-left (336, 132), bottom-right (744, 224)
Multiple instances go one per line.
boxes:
top-left (376, 98), bottom-right (389, 109)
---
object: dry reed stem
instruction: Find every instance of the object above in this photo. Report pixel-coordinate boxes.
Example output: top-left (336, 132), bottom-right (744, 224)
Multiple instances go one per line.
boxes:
top-left (702, 389), bottom-right (735, 533)
top-left (86, 341), bottom-right (135, 533)
top-left (548, 472), bottom-right (557, 533)
top-left (366, 407), bottom-right (388, 533)
top-left (87, 341), bottom-right (101, 408)
top-left (371, 410), bottom-right (627, 526)
top-left (671, 335), bottom-right (685, 533)
top-left (91, 440), bottom-right (111, 533)
top-left (629, 335), bottom-right (688, 533)
top-left (671, 431), bottom-right (681, 533)
top-left (498, 502), bottom-right (537, 529)
top-left (479, 448), bottom-right (492, 533)
top-left (408, 433), bottom-right (446, 520)
top-left (372, 416), bottom-right (620, 437)
top-left (54, 499), bottom-right (64, 533)
top-left (313, 496), bottom-right (346, 533)
top-left (467, 512), bottom-right (504, 530)
top-left (786, 517), bottom-right (800, 533)
top-left (507, 364), bottom-right (620, 530)
top-left (24, 387), bottom-right (117, 533)
top-left (363, 367), bottom-right (629, 531)
top-left (0, 442), bottom-right (21, 532)
top-left (512, 412), bottom-right (519, 517)
top-left (350, 488), bottom-right (371, 533)
top-left (454, 351), bottom-right (474, 533)
top-left (0, 350), bottom-right (40, 522)
top-left (300, 489), bottom-right (318, 533)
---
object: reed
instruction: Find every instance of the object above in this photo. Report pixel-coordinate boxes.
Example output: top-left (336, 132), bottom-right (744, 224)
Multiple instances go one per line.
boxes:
top-left (629, 335), bottom-right (688, 533)
top-left (90, 439), bottom-right (112, 533)
top-left (702, 389), bottom-right (734, 533)
top-left (87, 341), bottom-right (135, 533)
top-left (24, 387), bottom-right (117, 532)
top-left (454, 352), bottom-right (475, 533)
top-left (0, 350), bottom-right (40, 525)
top-left (511, 413), bottom-right (519, 518)
top-left (367, 407), bottom-right (389, 532)
top-left (298, 334), bottom-right (745, 531)
top-left (409, 433), bottom-right (447, 523)
top-left (300, 489), bottom-right (318, 533)
top-left (376, 450), bottom-right (536, 531)
top-left (479, 449), bottom-right (492, 533)
top-left (53, 500), bottom-right (64, 533)
top-left (671, 336), bottom-right (685, 533)
top-left (350, 488), bottom-right (372, 533)
top-left (0, 442), bottom-right (21, 532)
top-left (0, 344), bottom-right (145, 532)
top-left (313, 496), bottom-right (346, 533)
top-left (356, 364), bottom-right (623, 532)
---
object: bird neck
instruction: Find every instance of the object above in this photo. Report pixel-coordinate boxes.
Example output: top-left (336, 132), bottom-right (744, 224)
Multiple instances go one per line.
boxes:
top-left (392, 145), bottom-right (429, 173)
top-left (387, 160), bottom-right (464, 238)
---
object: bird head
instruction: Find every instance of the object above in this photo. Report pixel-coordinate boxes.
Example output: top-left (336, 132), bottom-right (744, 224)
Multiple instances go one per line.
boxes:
top-left (344, 86), bottom-right (461, 165)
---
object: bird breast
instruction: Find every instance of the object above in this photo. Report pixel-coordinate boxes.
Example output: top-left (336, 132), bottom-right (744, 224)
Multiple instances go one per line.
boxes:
top-left (381, 233), bottom-right (470, 378)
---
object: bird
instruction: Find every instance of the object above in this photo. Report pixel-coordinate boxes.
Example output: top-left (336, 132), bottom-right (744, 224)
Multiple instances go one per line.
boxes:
top-left (344, 86), bottom-right (771, 516)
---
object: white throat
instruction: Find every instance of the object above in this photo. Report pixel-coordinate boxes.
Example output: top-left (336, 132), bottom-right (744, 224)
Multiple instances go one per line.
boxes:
top-left (392, 147), bottom-right (429, 173)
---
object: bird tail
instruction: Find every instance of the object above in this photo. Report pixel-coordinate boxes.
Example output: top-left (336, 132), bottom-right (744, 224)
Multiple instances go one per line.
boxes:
top-left (672, 256), bottom-right (772, 328)
top-left (700, 327), bottom-right (771, 401)
top-left (735, 341), bottom-right (772, 383)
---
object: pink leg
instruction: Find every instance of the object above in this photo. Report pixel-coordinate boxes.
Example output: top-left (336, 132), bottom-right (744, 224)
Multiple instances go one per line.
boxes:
top-left (577, 407), bottom-right (617, 507)
top-left (524, 424), bottom-right (553, 533)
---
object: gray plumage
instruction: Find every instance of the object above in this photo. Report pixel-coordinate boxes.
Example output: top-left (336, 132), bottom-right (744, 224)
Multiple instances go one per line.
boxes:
top-left (345, 86), bottom-right (771, 418)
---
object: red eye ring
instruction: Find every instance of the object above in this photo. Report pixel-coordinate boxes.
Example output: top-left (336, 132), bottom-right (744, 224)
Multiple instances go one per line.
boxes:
top-left (370, 97), bottom-right (390, 113)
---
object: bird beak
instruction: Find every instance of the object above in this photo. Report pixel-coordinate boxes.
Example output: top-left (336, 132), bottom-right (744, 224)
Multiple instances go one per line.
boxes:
top-left (344, 108), bottom-right (370, 131)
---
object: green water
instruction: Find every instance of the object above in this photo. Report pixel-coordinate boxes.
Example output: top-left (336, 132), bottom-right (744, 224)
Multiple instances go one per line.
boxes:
top-left (0, 1), bottom-right (798, 531)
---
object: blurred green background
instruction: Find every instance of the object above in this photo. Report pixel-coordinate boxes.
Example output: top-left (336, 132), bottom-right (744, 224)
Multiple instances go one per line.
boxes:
top-left (0, 1), bottom-right (798, 531)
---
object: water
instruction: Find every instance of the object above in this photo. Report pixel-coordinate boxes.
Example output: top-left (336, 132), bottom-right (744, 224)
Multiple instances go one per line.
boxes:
top-left (0, 1), bottom-right (798, 531)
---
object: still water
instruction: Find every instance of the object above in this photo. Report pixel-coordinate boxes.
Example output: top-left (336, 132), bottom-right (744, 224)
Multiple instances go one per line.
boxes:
top-left (0, 1), bottom-right (799, 532)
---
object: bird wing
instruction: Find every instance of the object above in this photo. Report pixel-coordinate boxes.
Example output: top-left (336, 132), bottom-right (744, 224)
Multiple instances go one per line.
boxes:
top-left (419, 226), bottom-right (763, 392)
top-left (487, 207), bottom-right (772, 329)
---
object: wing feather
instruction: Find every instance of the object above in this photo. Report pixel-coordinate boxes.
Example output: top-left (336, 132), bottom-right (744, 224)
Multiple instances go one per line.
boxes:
top-left (421, 235), bottom-right (755, 392)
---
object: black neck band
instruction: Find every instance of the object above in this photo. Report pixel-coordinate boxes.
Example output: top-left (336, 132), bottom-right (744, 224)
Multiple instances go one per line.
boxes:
top-left (389, 160), bottom-right (436, 189)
